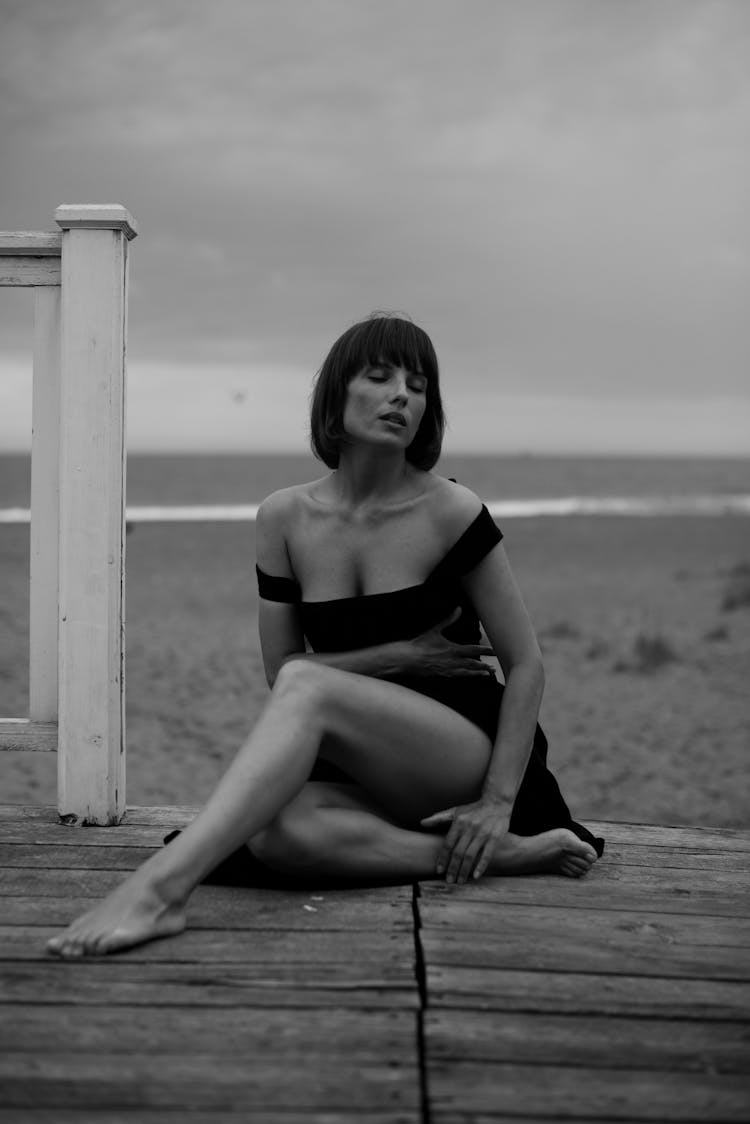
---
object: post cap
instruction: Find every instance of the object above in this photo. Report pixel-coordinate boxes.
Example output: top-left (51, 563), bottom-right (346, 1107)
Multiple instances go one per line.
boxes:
top-left (55, 205), bottom-right (138, 240)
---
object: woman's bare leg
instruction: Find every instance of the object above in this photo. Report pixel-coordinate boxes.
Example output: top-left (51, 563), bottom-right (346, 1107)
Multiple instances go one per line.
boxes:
top-left (47, 660), bottom-right (597, 957)
top-left (250, 782), bottom-right (597, 881)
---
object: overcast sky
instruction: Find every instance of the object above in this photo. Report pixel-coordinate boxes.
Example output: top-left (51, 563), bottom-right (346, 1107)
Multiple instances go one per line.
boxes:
top-left (1, 0), bottom-right (748, 454)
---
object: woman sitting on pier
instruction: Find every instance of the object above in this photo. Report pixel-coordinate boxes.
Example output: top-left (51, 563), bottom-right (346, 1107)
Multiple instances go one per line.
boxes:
top-left (48, 313), bottom-right (602, 958)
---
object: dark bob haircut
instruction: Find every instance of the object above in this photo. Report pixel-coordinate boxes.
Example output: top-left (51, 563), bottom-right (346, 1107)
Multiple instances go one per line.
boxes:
top-left (310, 313), bottom-right (446, 470)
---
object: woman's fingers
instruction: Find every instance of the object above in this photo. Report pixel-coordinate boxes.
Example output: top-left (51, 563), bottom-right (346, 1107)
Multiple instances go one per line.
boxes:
top-left (420, 807), bottom-right (471, 876)
top-left (420, 807), bottom-right (456, 830)
top-left (446, 831), bottom-right (484, 884)
top-left (472, 838), bottom-right (495, 880)
top-left (436, 818), bottom-right (463, 875)
top-left (422, 804), bottom-right (499, 883)
top-left (444, 826), bottom-right (500, 882)
top-left (449, 659), bottom-right (495, 676)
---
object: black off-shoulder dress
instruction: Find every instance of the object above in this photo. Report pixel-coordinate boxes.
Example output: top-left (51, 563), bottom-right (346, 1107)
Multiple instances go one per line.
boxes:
top-left (257, 504), bottom-right (603, 858)
top-left (165, 504), bottom-right (603, 884)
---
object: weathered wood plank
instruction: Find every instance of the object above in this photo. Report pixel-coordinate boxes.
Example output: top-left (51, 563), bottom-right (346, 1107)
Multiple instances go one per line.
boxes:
top-left (0, 843), bottom-right (156, 868)
top-left (420, 897), bottom-right (750, 944)
top-left (0, 232), bottom-right (62, 255)
top-left (0, 961), bottom-right (418, 1007)
top-left (426, 966), bottom-right (750, 1020)
top-left (0, 881), bottom-right (413, 926)
top-left (0, 1114), bottom-right (419, 1124)
top-left (598, 863), bottom-right (748, 894)
top-left (427, 1062), bottom-right (750, 1121)
top-left (0, 720), bottom-right (57, 753)
top-left (0, 925), bottom-right (415, 968)
top-left (0, 257), bottom-right (61, 285)
top-left (416, 877), bottom-right (749, 918)
top-left (432, 1117), bottom-right (733, 1124)
top-left (598, 845), bottom-right (750, 871)
top-left (585, 821), bottom-right (750, 851)
top-left (420, 916), bottom-right (750, 980)
top-left (0, 822), bottom-right (174, 846)
top-left (425, 1009), bottom-right (750, 1072)
top-left (0, 1054), bottom-right (419, 1110)
top-left (0, 804), bottom-right (199, 825)
top-left (0, 1003), bottom-right (417, 1056)
top-left (431, 1118), bottom-right (645, 1124)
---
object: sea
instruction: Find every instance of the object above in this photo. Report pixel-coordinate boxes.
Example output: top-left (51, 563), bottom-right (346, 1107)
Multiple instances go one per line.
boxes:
top-left (1, 452), bottom-right (749, 522)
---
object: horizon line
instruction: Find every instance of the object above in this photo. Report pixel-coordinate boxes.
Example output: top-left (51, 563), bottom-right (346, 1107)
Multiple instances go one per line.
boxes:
top-left (2, 494), bottom-right (750, 525)
top-left (1, 448), bottom-right (749, 461)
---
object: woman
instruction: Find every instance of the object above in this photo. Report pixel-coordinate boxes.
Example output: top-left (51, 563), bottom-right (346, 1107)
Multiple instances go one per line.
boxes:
top-left (47, 314), bottom-right (602, 959)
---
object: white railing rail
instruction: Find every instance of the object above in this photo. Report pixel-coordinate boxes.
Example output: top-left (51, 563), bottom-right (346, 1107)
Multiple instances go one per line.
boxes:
top-left (0, 205), bottom-right (137, 824)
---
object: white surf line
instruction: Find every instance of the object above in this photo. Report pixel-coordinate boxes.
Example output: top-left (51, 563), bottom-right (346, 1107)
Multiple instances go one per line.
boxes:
top-left (1, 495), bottom-right (750, 525)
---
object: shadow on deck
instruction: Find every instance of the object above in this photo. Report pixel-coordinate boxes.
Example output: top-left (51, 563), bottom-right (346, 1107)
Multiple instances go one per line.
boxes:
top-left (1, 805), bottom-right (749, 1122)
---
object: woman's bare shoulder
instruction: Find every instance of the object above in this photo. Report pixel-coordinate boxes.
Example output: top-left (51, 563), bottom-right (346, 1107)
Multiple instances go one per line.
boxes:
top-left (425, 474), bottom-right (484, 541)
top-left (256, 480), bottom-right (328, 571)
top-left (257, 478), bottom-right (329, 524)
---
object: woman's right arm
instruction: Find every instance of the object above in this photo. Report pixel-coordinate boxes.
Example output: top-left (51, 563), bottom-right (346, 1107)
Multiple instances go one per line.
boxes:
top-left (255, 491), bottom-right (308, 687)
top-left (256, 492), bottom-right (493, 688)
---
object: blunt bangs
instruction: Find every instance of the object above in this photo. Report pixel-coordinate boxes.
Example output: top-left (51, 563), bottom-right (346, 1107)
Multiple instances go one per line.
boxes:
top-left (310, 314), bottom-right (446, 470)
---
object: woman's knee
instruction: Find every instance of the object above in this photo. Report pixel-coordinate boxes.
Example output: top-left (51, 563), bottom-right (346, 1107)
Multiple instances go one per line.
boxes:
top-left (249, 791), bottom-right (371, 872)
top-left (249, 792), bottom-right (324, 871)
top-left (273, 657), bottom-right (335, 705)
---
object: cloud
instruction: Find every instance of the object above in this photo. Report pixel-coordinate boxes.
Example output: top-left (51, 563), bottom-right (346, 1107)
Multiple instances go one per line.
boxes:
top-left (1, 0), bottom-right (748, 451)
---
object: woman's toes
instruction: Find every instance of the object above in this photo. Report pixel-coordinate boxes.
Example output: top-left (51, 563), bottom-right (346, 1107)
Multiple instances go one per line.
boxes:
top-left (570, 838), bottom-right (597, 862)
top-left (565, 856), bottom-right (592, 875)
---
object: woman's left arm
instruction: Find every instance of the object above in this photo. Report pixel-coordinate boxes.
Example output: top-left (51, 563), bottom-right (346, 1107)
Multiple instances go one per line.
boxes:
top-left (421, 541), bottom-right (545, 882)
top-left (464, 540), bottom-right (545, 807)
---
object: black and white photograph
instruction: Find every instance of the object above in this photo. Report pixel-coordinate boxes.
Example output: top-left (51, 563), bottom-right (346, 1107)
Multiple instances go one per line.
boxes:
top-left (0, 0), bottom-right (748, 1119)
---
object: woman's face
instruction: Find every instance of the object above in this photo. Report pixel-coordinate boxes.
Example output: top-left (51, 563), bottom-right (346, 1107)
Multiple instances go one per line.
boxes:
top-left (342, 360), bottom-right (428, 452)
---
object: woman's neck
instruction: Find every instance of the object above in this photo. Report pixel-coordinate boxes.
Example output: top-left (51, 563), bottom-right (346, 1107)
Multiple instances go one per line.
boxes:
top-left (331, 447), bottom-right (418, 512)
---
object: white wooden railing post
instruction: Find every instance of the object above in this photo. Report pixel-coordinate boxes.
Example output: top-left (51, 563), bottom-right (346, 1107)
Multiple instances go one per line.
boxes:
top-left (55, 204), bottom-right (137, 825)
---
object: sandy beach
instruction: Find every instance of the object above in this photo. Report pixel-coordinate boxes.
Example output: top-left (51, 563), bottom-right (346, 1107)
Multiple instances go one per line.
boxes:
top-left (1, 512), bottom-right (748, 827)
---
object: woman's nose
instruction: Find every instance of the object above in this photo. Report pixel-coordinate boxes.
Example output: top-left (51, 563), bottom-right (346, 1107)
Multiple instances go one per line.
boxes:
top-left (390, 372), bottom-right (409, 403)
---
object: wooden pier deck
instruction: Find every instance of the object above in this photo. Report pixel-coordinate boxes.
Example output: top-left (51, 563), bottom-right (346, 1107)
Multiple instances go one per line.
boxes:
top-left (0, 805), bottom-right (748, 1122)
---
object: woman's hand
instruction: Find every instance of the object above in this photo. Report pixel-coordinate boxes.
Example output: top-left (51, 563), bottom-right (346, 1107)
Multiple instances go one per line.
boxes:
top-left (398, 609), bottom-right (496, 678)
top-left (420, 798), bottom-right (512, 883)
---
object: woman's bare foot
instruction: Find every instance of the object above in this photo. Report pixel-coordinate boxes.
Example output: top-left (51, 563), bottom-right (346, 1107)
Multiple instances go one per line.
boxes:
top-left (487, 827), bottom-right (599, 879)
top-left (46, 872), bottom-right (187, 958)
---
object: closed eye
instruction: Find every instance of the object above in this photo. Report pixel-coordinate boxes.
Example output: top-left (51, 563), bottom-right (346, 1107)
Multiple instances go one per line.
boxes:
top-left (366, 363), bottom-right (426, 392)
